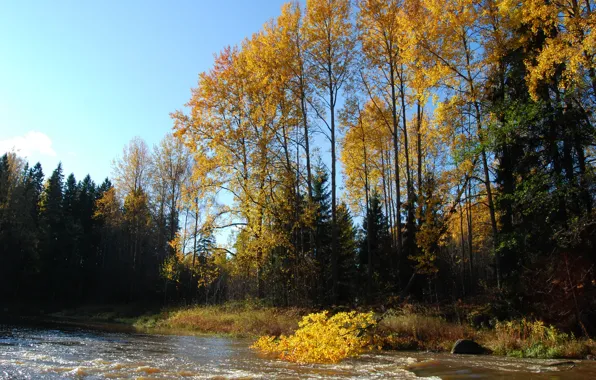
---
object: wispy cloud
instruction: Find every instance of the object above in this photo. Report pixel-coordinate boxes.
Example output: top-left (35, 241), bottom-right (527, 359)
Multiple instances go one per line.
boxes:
top-left (0, 131), bottom-right (56, 157)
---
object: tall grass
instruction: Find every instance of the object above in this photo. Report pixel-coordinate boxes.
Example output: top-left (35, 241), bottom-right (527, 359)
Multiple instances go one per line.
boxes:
top-left (134, 303), bottom-right (303, 337)
top-left (375, 309), bottom-right (594, 359)
top-left (51, 302), bottom-right (595, 359)
top-left (377, 311), bottom-right (475, 352)
top-left (489, 318), bottom-right (594, 358)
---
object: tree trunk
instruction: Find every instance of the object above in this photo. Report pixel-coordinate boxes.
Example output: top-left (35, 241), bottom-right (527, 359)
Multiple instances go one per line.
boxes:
top-left (389, 62), bottom-right (402, 288)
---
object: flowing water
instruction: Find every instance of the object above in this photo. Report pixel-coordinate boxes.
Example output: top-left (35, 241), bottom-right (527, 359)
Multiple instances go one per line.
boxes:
top-left (1, 322), bottom-right (595, 379)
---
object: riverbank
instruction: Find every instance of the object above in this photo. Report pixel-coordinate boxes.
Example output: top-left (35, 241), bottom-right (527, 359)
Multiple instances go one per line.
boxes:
top-left (43, 302), bottom-right (304, 337)
top-left (376, 311), bottom-right (595, 359)
top-left (35, 303), bottom-right (596, 360)
top-left (4, 324), bottom-right (595, 380)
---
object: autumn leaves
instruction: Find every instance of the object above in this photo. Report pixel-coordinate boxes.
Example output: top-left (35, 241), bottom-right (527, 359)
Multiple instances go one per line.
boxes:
top-left (173, 0), bottom-right (596, 301)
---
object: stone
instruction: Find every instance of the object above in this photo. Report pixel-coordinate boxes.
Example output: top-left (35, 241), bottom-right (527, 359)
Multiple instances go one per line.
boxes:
top-left (451, 339), bottom-right (486, 355)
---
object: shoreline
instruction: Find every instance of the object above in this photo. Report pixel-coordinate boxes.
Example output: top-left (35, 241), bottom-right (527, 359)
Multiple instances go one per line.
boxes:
top-left (3, 304), bottom-right (594, 361)
top-left (2, 314), bottom-right (137, 334)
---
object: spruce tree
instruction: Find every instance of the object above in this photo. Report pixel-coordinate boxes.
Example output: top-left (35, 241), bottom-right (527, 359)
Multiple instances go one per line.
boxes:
top-left (336, 202), bottom-right (357, 303)
top-left (359, 192), bottom-right (392, 301)
top-left (39, 163), bottom-right (65, 300)
top-left (312, 164), bottom-right (332, 304)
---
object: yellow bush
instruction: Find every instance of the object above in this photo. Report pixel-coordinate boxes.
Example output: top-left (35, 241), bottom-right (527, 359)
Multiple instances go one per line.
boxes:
top-left (252, 310), bottom-right (377, 363)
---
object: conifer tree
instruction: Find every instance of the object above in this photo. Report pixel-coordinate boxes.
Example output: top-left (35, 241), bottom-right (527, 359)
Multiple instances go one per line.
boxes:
top-left (39, 163), bottom-right (65, 300)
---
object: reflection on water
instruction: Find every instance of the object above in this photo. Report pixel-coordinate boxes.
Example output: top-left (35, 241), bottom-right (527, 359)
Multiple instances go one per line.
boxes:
top-left (0, 323), bottom-right (595, 379)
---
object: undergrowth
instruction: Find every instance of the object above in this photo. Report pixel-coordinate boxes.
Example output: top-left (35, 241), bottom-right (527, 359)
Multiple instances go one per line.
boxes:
top-left (376, 310), bottom-right (475, 352)
top-left (489, 318), bottom-right (594, 359)
top-left (138, 303), bottom-right (303, 337)
top-left (51, 302), bottom-right (595, 361)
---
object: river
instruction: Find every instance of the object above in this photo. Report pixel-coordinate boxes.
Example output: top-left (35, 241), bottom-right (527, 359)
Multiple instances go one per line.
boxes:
top-left (1, 323), bottom-right (595, 379)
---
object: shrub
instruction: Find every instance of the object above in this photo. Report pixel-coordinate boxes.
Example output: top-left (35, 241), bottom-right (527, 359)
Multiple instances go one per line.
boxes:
top-left (252, 311), bottom-right (377, 363)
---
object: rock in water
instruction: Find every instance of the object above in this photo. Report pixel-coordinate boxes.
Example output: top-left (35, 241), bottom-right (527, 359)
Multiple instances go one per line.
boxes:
top-left (451, 339), bottom-right (486, 355)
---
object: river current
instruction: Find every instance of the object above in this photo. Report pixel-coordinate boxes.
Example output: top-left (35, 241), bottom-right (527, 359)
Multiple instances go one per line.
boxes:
top-left (1, 323), bottom-right (595, 379)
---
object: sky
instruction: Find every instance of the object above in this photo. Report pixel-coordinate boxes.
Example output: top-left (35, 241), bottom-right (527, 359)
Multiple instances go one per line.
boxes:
top-left (0, 0), bottom-right (293, 183)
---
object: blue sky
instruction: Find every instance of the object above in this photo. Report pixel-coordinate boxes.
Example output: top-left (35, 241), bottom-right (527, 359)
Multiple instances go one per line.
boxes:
top-left (0, 0), bottom-right (292, 182)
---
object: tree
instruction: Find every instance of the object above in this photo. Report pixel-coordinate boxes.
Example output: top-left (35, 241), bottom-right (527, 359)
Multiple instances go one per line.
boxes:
top-left (358, 0), bottom-right (407, 274)
top-left (336, 202), bottom-right (358, 303)
top-left (311, 163), bottom-right (332, 303)
top-left (278, 2), bottom-right (315, 202)
top-left (359, 192), bottom-right (392, 301)
top-left (414, 0), bottom-right (502, 286)
top-left (151, 134), bottom-right (191, 261)
top-left (0, 154), bottom-right (41, 300)
top-left (94, 182), bottom-right (126, 300)
top-left (174, 34), bottom-right (290, 298)
top-left (112, 136), bottom-right (151, 197)
top-left (112, 137), bottom-right (155, 300)
top-left (62, 173), bottom-right (82, 299)
top-left (77, 174), bottom-right (98, 297)
top-left (506, 0), bottom-right (596, 103)
top-left (304, 0), bottom-right (355, 303)
top-left (39, 163), bottom-right (65, 300)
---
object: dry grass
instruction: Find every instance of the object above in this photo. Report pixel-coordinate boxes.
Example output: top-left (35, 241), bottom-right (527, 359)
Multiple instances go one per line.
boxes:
top-left (375, 310), bottom-right (595, 358)
top-left (134, 303), bottom-right (304, 337)
top-left (377, 311), bottom-right (476, 352)
top-left (485, 318), bottom-right (596, 358)
top-left (51, 302), bottom-right (596, 359)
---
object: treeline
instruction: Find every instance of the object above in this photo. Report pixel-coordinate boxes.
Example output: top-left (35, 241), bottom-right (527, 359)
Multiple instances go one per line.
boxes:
top-left (171, 0), bottom-right (596, 330)
top-left (0, 153), bottom-right (114, 304)
top-left (0, 135), bottom-right (219, 306)
top-left (2, 0), bottom-right (595, 332)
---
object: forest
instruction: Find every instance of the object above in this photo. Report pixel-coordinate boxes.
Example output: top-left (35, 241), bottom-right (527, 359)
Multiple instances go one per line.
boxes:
top-left (1, 0), bottom-right (595, 336)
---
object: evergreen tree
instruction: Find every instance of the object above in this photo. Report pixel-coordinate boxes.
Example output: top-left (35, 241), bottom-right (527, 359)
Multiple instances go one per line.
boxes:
top-left (62, 173), bottom-right (82, 299)
top-left (27, 163), bottom-right (44, 225)
top-left (0, 154), bottom-right (39, 299)
top-left (77, 174), bottom-right (98, 298)
top-left (336, 202), bottom-right (358, 303)
top-left (359, 192), bottom-right (392, 301)
top-left (39, 163), bottom-right (65, 300)
top-left (312, 164), bottom-right (332, 304)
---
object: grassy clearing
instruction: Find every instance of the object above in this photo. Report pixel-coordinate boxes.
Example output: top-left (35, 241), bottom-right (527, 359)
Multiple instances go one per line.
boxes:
top-left (489, 318), bottom-right (596, 359)
top-left (376, 308), bottom-right (595, 359)
top-left (132, 303), bottom-right (304, 337)
top-left (377, 311), bottom-right (475, 352)
top-left (47, 302), bottom-right (303, 337)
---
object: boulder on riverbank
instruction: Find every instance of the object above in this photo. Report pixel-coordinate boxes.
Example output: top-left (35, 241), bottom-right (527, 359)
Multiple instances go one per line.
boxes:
top-left (451, 339), bottom-right (487, 355)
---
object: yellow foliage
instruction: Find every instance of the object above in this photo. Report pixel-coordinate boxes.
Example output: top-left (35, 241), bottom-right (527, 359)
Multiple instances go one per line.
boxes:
top-left (252, 311), bottom-right (377, 363)
top-left (502, 0), bottom-right (596, 99)
top-left (194, 254), bottom-right (221, 290)
top-left (160, 254), bottom-right (180, 283)
top-left (340, 99), bottom-right (389, 214)
top-left (93, 187), bottom-right (121, 227)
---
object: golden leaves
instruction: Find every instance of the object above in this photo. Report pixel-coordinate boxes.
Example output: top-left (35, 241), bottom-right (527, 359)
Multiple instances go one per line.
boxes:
top-left (507, 0), bottom-right (596, 99)
top-left (340, 99), bottom-right (390, 214)
top-left (252, 311), bottom-right (377, 363)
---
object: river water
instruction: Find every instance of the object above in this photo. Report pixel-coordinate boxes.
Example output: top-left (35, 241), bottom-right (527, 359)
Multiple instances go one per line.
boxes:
top-left (1, 323), bottom-right (595, 379)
